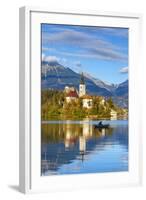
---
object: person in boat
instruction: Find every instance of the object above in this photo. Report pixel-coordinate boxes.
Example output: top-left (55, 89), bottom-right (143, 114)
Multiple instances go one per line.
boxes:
top-left (98, 121), bottom-right (103, 126)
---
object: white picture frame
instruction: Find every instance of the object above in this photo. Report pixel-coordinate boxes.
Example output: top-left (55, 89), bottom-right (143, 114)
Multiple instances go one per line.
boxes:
top-left (19, 6), bottom-right (143, 194)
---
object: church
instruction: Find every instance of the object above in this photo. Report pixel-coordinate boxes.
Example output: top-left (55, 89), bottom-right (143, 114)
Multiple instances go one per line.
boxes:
top-left (64, 73), bottom-right (93, 109)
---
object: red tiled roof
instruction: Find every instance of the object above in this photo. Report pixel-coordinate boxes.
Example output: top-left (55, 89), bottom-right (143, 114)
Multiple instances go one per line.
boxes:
top-left (66, 91), bottom-right (78, 98)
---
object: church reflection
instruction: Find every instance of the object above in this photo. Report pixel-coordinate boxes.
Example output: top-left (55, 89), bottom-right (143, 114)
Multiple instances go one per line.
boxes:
top-left (64, 119), bottom-right (93, 149)
top-left (41, 120), bottom-right (128, 175)
top-left (79, 136), bottom-right (86, 162)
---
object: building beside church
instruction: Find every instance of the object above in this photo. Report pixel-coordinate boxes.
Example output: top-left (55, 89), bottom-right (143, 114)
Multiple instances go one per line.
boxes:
top-left (64, 86), bottom-right (75, 93)
top-left (65, 90), bottom-right (78, 103)
top-left (82, 95), bottom-right (93, 109)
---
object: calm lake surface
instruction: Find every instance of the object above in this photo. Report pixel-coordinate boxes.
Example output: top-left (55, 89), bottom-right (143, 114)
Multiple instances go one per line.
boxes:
top-left (41, 120), bottom-right (128, 176)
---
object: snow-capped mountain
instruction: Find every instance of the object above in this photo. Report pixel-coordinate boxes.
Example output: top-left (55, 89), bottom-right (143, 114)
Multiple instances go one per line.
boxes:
top-left (83, 72), bottom-right (118, 92)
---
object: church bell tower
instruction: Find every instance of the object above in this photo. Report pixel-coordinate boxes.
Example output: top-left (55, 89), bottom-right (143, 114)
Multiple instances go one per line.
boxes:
top-left (79, 72), bottom-right (86, 97)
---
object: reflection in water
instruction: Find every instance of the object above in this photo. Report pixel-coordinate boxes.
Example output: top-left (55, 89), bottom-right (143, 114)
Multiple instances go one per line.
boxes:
top-left (79, 136), bottom-right (86, 162)
top-left (41, 120), bottom-right (128, 175)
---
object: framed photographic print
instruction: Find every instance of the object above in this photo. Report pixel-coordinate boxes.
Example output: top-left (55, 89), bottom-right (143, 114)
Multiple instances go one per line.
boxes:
top-left (19, 7), bottom-right (142, 193)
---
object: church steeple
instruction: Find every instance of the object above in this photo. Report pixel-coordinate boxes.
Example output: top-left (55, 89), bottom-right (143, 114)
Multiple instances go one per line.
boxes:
top-left (79, 72), bottom-right (86, 97)
top-left (80, 72), bottom-right (85, 84)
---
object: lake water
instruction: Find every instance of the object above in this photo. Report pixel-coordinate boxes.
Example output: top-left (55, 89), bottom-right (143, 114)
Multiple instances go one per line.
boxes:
top-left (41, 120), bottom-right (128, 176)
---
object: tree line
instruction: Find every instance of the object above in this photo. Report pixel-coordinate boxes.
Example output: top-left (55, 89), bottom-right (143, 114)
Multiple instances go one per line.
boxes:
top-left (41, 89), bottom-right (126, 120)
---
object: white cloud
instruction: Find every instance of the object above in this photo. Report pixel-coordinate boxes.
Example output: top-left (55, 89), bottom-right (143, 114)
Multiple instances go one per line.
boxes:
top-left (98, 27), bottom-right (128, 38)
top-left (42, 55), bottom-right (59, 63)
top-left (42, 29), bottom-right (127, 62)
top-left (42, 47), bottom-right (55, 52)
top-left (42, 53), bottom-right (45, 61)
top-left (120, 67), bottom-right (128, 73)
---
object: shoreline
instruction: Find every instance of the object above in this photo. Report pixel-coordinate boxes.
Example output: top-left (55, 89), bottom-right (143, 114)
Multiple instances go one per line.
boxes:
top-left (41, 118), bottom-right (128, 124)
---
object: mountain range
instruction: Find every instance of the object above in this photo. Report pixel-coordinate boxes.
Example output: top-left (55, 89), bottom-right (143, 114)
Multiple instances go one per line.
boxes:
top-left (41, 60), bottom-right (128, 108)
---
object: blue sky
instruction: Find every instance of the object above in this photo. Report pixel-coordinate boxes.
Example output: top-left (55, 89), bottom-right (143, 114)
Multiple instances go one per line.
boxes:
top-left (41, 24), bottom-right (128, 84)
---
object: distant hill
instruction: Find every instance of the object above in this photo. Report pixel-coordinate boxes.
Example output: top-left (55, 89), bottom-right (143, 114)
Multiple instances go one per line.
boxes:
top-left (41, 61), bottom-right (128, 108)
top-left (114, 80), bottom-right (128, 97)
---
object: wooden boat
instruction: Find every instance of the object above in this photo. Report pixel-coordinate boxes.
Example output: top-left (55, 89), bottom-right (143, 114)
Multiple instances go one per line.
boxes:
top-left (94, 124), bottom-right (110, 129)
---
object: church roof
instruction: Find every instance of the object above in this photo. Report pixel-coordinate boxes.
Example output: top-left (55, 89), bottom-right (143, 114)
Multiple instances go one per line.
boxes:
top-left (66, 90), bottom-right (78, 98)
